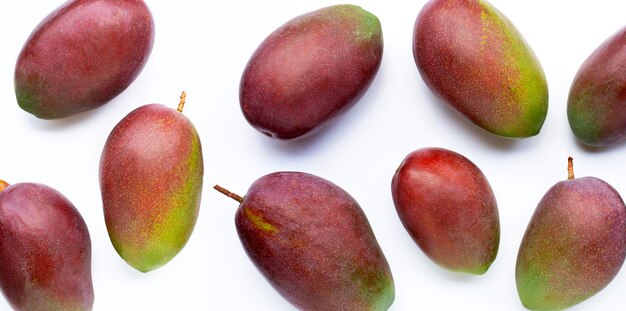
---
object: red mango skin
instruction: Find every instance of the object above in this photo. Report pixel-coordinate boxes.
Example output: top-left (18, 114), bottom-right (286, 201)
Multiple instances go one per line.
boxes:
top-left (391, 148), bottom-right (500, 274)
top-left (413, 0), bottom-right (548, 138)
top-left (0, 182), bottom-right (93, 311)
top-left (100, 104), bottom-right (203, 272)
top-left (15, 0), bottom-right (154, 119)
top-left (568, 27), bottom-right (626, 147)
top-left (516, 173), bottom-right (626, 310)
top-left (240, 4), bottom-right (383, 140)
top-left (234, 172), bottom-right (394, 311)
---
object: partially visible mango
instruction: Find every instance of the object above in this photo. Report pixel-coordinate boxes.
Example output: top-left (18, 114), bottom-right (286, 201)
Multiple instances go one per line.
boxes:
top-left (413, 0), bottom-right (548, 138)
top-left (0, 181), bottom-right (93, 311)
top-left (568, 27), bottom-right (626, 147)
top-left (15, 0), bottom-right (154, 119)
top-left (240, 4), bottom-right (383, 140)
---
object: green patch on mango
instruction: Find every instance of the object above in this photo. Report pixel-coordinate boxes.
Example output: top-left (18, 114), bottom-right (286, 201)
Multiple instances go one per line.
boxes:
top-left (244, 208), bottom-right (278, 234)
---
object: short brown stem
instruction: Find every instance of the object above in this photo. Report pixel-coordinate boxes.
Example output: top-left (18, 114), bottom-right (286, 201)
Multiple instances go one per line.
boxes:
top-left (214, 185), bottom-right (244, 203)
top-left (567, 157), bottom-right (574, 180)
top-left (0, 180), bottom-right (9, 192)
top-left (177, 91), bottom-right (187, 113)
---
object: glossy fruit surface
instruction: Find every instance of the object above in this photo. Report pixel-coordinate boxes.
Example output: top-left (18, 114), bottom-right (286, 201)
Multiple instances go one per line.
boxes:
top-left (100, 95), bottom-right (203, 272)
top-left (15, 0), bottom-right (154, 119)
top-left (413, 0), bottom-right (548, 138)
top-left (240, 4), bottom-right (383, 139)
top-left (568, 27), bottom-right (626, 147)
top-left (516, 158), bottom-right (626, 310)
top-left (391, 147), bottom-right (499, 274)
top-left (216, 172), bottom-right (394, 310)
top-left (0, 181), bottom-right (93, 311)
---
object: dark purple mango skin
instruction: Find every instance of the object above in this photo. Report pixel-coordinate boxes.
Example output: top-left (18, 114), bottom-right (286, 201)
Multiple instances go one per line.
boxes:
top-left (0, 183), bottom-right (93, 311)
top-left (235, 172), bottom-right (394, 311)
top-left (413, 0), bottom-right (548, 138)
top-left (516, 177), bottom-right (626, 310)
top-left (240, 5), bottom-right (383, 140)
top-left (15, 0), bottom-right (154, 119)
top-left (391, 147), bottom-right (499, 274)
top-left (568, 27), bottom-right (626, 147)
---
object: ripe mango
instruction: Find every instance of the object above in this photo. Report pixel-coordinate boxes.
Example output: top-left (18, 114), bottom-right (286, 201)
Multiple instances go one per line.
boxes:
top-left (0, 181), bottom-right (93, 311)
top-left (15, 0), bottom-right (154, 119)
top-left (516, 158), bottom-right (626, 310)
top-left (568, 27), bottom-right (626, 147)
top-left (240, 5), bottom-right (383, 139)
top-left (100, 94), bottom-right (203, 272)
top-left (391, 147), bottom-right (500, 274)
top-left (215, 172), bottom-right (394, 310)
top-left (413, 0), bottom-right (548, 138)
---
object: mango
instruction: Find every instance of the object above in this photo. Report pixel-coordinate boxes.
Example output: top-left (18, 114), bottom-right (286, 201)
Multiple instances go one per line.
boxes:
top-left (516, 158), bottom-right (626, 310)
top-left (568, 27), bottom-right (626, 147)
top-left (214, 172), bottom-right (394, 310)
top-left (15, 0), bottom-right (154, 119)
top-left (100, 93), bottom-right (203, 272)
top-left (240, 5), bottom-right (383, 139)
top-left (0, 181), bottom-right (93, 311)
top-left (391, 147), bottom-right (500, 274)
top-left (413, 0), bottom-right (548, 138)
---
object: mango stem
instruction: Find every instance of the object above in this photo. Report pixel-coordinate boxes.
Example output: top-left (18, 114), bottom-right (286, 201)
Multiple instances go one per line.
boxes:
top-left (177, 91), bottom-right (187, 113)
top-left (0, 180), bottom-right (9, 192)
top-left (214, 185), bottom-right (244, 203)
top-left (567, 157), bottom-right (574, 180)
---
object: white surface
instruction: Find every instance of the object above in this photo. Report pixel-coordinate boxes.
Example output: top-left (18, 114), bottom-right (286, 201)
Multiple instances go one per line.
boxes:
top-left (1, 1), bottom-right (626, 310)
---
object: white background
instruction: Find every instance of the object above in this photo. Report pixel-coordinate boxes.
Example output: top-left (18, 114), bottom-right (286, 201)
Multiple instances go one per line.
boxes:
top-left (1, 1), bottom-right (626, 310)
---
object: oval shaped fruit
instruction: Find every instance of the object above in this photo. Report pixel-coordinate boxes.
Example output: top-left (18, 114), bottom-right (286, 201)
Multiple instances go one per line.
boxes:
top-left (240, 4), bottom-right (383, 140)
top-left (100, 94), bottom-right (203, 272)
top-left (516, 158), bottom-right (626, 310)
top-left (15, 0), bottom-right (154, 119)
top-left (413, 0), bottom-right (548, 138)
top-left (391, 147), bottom-right (500, 274)
top-left (568, 27), bottom-right (626, 147)
top-left (0, 181), bottom-right (93, 311)
top-left (215, 172), bottom-right (394, 311)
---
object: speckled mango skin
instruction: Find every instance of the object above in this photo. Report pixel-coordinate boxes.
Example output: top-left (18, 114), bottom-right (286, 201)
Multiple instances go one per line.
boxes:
top-left (100, 104), bottom-right (203, 272)
top-left (516, 177), bottom-right (626, 310)
top-left (240, 5), bottom-right (383, 140)
top-left (14, 0), bottom-right (154, 119)
top-left (413, 0), bottom-right (548, 138)
top-left (0, 182), bottom-right (93, 311)
top-left (568, 27), bottom-right (626, 147)
top-left (235, 172), bottom-right (394, 311)
top-left (391, 148), bottom-right (500, 275)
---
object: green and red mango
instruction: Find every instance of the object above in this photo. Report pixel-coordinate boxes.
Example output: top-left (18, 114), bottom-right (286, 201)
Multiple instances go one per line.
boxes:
top-left (100, 98), bottom-right (203, 272)
top-left (413, 0), bottom-right (548, 138)
top-left (516, 158), bottom-right (626, 310)
top-left (568, 26), bottom-right (626, 147)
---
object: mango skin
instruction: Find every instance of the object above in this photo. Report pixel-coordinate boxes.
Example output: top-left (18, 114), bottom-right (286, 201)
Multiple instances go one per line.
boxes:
top-left (0, 183), bottom-right (93, 311)
top-left (413, 0), bottom-right (548, 138)
top-left (15, 0), bottom-right (154, 119)
top-left (235, 172), bottom-right (394, 311)
top-left (240, 5), bottom-right (383, 140)
top-left (100, 104), bottom-right (203, 272)
top-left (391, 147), bottom-right (499, 274)
top-left (568, 27), bottom-right (626, 147)
top-left (516, 177), bottom-right (626, 310)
